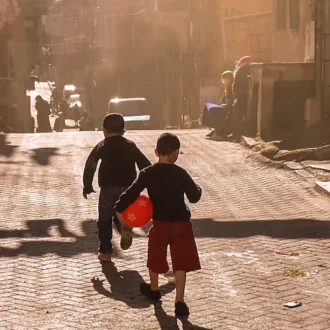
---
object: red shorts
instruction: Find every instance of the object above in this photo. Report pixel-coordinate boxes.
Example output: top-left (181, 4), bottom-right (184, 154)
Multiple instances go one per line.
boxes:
top-left (147, 220), bottom-right (201, 274)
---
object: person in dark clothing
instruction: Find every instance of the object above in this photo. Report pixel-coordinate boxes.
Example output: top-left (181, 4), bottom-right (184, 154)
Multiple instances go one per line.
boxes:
top-left (73, 104), bottom-right (81, 127)
top-left (35, 95), bottom-right (52, 133)
top-left (115, 133), bottom-right (202, 317)
top-left (60, 100), bottom-right (69, 119)
top-left (83, 113), bottom-right (151, 262)
top-left (54, 112), bottom-right (65, 132)
top-left (230, 56), bottom-right (253, 140)
top-left (79, 112), bottom-right (95, 131)
top-left (51, 89), bottom-right (59, 115)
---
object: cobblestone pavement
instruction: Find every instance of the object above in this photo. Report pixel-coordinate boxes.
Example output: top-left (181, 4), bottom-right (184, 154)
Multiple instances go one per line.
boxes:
top-left (1, 130), bottom-right (330, 330)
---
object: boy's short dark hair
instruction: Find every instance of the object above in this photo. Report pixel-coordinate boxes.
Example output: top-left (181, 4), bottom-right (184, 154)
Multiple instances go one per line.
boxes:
top-left (103, 113), bottom-right (125, 133)
top-left (156, 133), bottom-right (180, 155)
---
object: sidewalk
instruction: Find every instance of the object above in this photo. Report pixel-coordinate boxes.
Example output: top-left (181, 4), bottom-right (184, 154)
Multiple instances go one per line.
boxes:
top-left (1, 130), bottom-right (330, 329)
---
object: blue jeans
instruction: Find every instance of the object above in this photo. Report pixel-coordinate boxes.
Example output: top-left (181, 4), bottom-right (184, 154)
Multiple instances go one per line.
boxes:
top-left (98, 186), bottom-right (126, 253)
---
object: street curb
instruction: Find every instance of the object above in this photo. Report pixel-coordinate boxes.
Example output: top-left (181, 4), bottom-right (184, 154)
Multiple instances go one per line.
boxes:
top-left (315, 181), bottom-right (330, 196)
top-left (241, 137), bottom-right (329, 193)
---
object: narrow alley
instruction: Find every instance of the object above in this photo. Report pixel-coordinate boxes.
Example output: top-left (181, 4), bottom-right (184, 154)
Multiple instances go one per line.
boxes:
top-left (1, 130), bottom-right (330, 330)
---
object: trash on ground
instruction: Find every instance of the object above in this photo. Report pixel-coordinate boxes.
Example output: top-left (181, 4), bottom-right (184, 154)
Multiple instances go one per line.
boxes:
top-left (284, 269), bottom-right (306, 278)
top-left (284, 301), bottom-right (302, 308)
top-left (276, 251), bottom-right (299, 257)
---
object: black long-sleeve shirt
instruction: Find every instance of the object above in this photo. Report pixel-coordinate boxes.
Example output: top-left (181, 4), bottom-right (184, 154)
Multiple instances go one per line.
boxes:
top-left (83, 135), bottom-right (151, 194)
top-left (115, 163), bottom-right (202, 222)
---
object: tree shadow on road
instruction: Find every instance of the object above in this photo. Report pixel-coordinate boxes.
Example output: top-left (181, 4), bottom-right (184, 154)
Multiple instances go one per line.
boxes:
top-left (137, 218), bottom-right (330, 239)
top-left (0, 219), bottom-right (123, 258)
top-left (190, 218), bottom-right (330, 239)
top-left (0, 134), bottom-right (17, 158)
top-left (30, 147), bottom-right (58, 165)
top-left (91, 263), bottom-right (175, 309)
top-left (0, 160), bottom-right (26, 164)
top-left (2, 218), bottom-right (330, 258)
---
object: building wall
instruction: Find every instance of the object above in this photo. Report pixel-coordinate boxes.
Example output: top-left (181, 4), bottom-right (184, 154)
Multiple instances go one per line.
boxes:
top-left (219, 0), bottom-right (273, 65)
top-left (272, 0), bottom-right (315, 63)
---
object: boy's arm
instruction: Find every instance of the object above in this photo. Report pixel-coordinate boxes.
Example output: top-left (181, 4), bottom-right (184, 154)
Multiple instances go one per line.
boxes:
top-left (135, 145), bottom-right (152, 171)
top-left (115, 170), bottom-right (147, 213)
top-left (83, 144), bottom-right (100, 197)
top-left (183, 170), bottom-right (202, 204)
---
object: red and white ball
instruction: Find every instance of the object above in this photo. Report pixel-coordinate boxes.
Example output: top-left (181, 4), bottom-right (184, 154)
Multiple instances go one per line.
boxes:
top-left (122, 194), bottom-right (153, 228)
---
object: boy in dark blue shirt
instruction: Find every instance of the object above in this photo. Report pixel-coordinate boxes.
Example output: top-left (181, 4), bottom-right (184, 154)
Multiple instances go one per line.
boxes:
top-left (83, 113), bottom-right (151, 262)
top-left (115, 133), bottom-right (202, 316)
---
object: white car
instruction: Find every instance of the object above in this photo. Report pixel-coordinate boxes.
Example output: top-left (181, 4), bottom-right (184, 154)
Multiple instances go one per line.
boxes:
top-left (108, 98), bottom-right (150, 130)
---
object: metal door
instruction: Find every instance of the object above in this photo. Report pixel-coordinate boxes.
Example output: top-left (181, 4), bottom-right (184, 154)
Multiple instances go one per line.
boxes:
top-left (322, 0), bottom-right (330, 114)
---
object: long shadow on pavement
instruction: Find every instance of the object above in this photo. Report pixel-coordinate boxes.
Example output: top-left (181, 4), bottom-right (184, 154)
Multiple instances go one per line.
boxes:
top-left (0, 134), bottom-right (17, 157)
top-left (191, 218), bottom-right (330, 239)
top-left (31, 147), bottom-right (58, 165)
top-left (137, 218), bottom-right (330, 239)
top-left (92, 264), bottom-right (209, 329)
top-left (1, 218), bottom-right (330, 258)
top-left (0, 219), bottom-right (109, 257)
top-left (91, 263), bottom-right (175, 309)
top-left (154, 303), bottom-right (212, 330)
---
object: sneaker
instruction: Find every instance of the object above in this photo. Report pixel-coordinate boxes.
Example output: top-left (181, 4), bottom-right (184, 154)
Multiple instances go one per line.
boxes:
top-left (206, 129), bottom-right (215, 137)
top-left (209, 133), bottom-right (224, 141)
top-left (120, 225), bottom-right (133, 250)
top-left (175, 301), bottom-right (190, 317)
top-left (98, 252), bottom-right (112, 262)
top-left (140, 283), bottom-right (161, 301)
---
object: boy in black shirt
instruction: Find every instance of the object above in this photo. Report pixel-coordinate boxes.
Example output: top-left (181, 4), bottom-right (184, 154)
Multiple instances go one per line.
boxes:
top-left (83, 113), bottom-right (151, 262)
top-left (115, 133), bottom-right (202, 316)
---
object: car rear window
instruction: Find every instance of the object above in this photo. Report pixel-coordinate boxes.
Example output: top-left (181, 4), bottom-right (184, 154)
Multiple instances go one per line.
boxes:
top-left (109, 100), bottom-right (148, 116)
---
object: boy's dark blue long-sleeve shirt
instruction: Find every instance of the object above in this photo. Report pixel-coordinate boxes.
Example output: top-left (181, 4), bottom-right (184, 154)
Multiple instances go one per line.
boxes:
top-left (83, 135), bottom-right (151, 194)
top-left (115, 163), bottom-right (202, 222)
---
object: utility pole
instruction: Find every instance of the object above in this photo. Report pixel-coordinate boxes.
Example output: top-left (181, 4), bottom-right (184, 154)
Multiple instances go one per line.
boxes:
top-left (153, 0), bottom-right (160, 128)
top-left (188, 0), bottom-right (193, 124)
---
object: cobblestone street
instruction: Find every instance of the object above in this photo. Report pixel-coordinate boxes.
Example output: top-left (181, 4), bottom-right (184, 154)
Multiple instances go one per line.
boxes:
top-left (1, 130), bottom-right (330, 330)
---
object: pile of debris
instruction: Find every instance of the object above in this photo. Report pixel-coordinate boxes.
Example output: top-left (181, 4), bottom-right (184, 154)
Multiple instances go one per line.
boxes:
top-left (250, 117), bottom-right (330, 162)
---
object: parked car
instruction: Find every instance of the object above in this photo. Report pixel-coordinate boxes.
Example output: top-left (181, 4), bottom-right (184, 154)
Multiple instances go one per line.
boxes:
top-left (62, 85), bottom-right (87, 120)
top-left (63, 85), bottom-right (86, 102)
top-left (107, 98), bottom-right (151, 130)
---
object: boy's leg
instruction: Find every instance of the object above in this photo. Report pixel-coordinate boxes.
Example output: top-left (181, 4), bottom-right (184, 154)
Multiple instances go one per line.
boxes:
top-left (112, 214), bottom-right (122, 233)
top-left (170, 221), bottom-right (201, 316)
top-left (115, 186), bottom-right (133, 250)
top-left (120, 224), bottom-right (133, 250)
top-left (140, 269), bottom-right (161, 301)
top-left (108, 187), bottom-right (133, 250)
top-left (174, 270), bottom-right (186, 303)
top-left (149, 269), bottom-right (159, 291)
top-left (140, 222), bottom-right (169, 301)
top-left (97, 187), bottom-right (119, 260)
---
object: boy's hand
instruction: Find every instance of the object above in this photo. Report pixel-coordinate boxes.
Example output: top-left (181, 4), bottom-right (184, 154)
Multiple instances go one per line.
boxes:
top-left (83, 188), bottom-right (96, 199)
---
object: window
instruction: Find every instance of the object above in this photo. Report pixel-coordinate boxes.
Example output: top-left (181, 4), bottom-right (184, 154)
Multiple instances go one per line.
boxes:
top-left (290, 0), bottom-right (300, 30)
top-left (158, 0), bottom-right (188, 11)
top-left (277, 0), bottom-right (287, 29)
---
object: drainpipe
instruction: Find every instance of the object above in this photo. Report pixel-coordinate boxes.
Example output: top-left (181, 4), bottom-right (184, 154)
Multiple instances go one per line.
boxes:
top-left (314, 0), bottom-right (323, 119)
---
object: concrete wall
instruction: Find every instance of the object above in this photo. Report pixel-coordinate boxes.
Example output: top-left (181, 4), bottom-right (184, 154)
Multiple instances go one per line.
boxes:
top-left (219, 0), bottom-right (273, 65)
top-left (272, 0), bottom-right (315, 63)
top-left (271, 1), bottom-right (320, 128)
